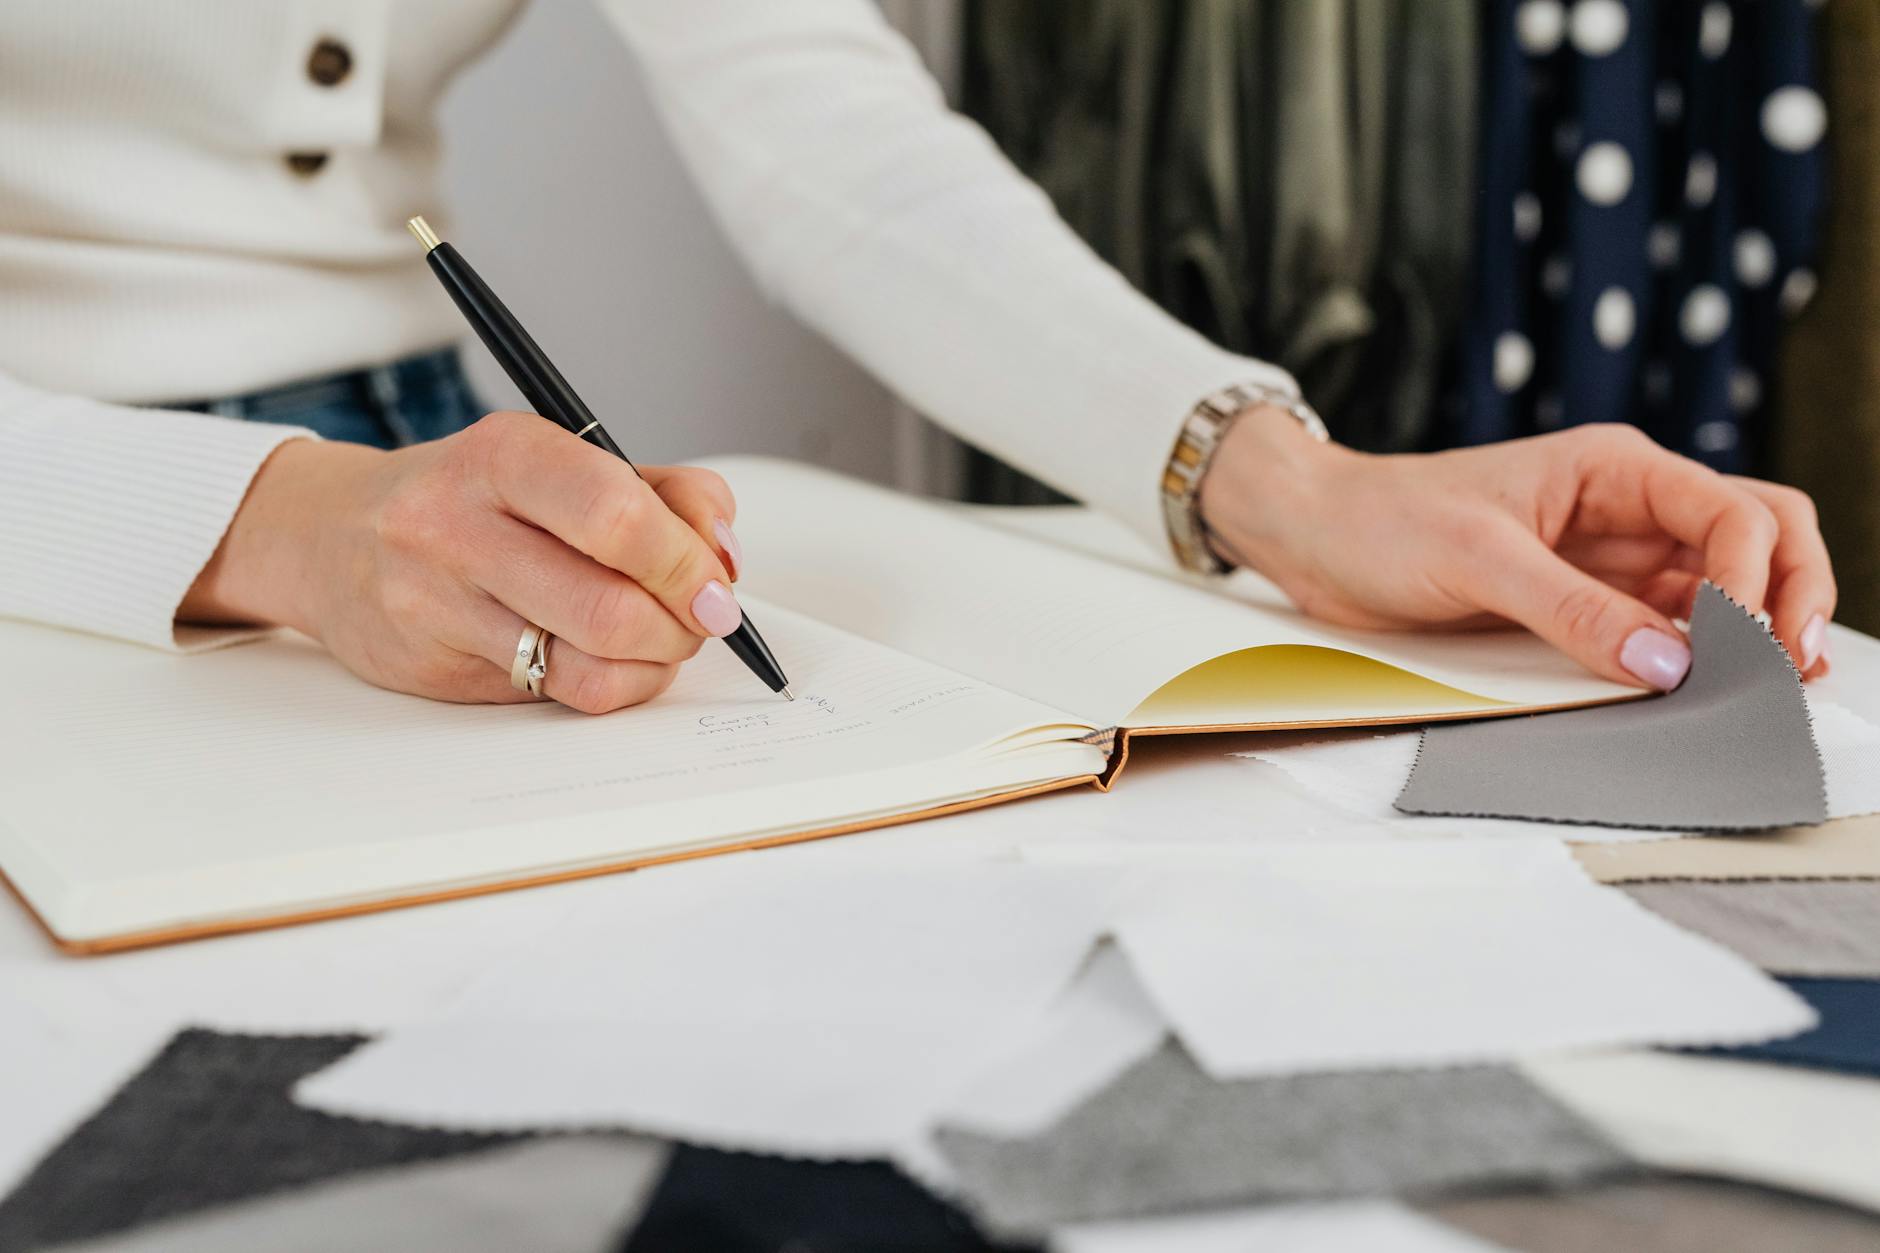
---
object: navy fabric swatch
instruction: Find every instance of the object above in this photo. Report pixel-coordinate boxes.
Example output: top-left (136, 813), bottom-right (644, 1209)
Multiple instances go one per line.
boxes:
top-left (1461, 0), bottom-right (1826, 471)
top-left (1694, 977), bottom-right (1880, 1078)
top-left (619, 1147), bottom-right (1026, 1253)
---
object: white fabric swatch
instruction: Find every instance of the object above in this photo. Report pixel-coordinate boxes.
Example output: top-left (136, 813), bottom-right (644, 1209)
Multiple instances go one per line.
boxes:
top-left (295, 855), bottom-right (1111, 1157)
top-left (1521, 1051), bottom-right (1880, 1214)
top-left (937, 943), bottom-right (1168, 1139)
top-left (1109, 842), bottom-right (1813, 1078)
top-left (1050, 1200), bottom-right (1515, 1253)
top-left (1813, 699), bottom-right (1880, 819)
top-left (1809, 625), bottom-right (1880, 726)
top-left (297, 841), bottom-right (1814, 1159)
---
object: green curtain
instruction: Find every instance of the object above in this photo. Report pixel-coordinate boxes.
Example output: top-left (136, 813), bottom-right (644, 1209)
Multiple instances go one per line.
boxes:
top-left (961, 0), bottom-right (1478, 456)
top-left (1773, 0), bottom-right (1880, 636)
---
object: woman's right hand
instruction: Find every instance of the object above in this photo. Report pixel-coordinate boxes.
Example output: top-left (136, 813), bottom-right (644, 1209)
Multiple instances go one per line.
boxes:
top-left (180, 411), bottom-right (746, 712)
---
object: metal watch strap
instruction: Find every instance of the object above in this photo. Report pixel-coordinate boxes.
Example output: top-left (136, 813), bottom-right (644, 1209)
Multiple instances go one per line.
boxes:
top-left (1160, 382), bottom-right (1330, 575)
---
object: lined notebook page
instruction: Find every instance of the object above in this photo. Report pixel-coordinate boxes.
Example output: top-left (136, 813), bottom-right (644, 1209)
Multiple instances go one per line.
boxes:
top-left (0, 603), bottom-right (1102, 941)
top-left (714, 457), bottom-right (1635, 726)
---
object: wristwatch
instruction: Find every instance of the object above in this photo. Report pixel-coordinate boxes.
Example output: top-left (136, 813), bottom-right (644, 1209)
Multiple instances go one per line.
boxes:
top-left (1160, 381), bottom-right (1330, 575)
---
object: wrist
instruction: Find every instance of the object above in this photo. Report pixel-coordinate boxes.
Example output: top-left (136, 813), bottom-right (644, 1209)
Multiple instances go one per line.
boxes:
top-left (179, 439), bottom-right (379, 634)
top-left (1197, 403), bottom-right (1350, 572)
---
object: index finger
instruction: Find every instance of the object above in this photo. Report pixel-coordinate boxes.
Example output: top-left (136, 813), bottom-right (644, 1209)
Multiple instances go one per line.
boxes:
top-left (471, 415), bottom-right (741, 638)
top-left (1575, 430), bottom-right (1779, 614)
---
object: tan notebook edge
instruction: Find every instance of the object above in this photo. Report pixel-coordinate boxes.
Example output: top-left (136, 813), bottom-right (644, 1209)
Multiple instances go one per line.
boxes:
top-left (1092, 691), bottom-right (1646, 791)
top-left (21, 693), bottom-right (1644, 955)
top-left (19, 773), bottom-right (1100, 956)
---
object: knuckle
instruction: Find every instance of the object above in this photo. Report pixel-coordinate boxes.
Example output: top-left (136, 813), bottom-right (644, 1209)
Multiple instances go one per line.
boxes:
top-left (656, 465), bottom-right (703, 491)
top-left (459, 412), bottom-right (542, 480)
top-left (472, 410), bottom-right (532, 444)
top-left (1737, 498), bottom-right (1781, 545)
top-left (649, 544), bottom-right (703, 598)
top-left (1552, 581), bottom-right (1618, 643)
top-left (453, 413), bottom-right (508, 463)
top-left (412, 650), bottom-right (480, 696)
top-left (579, 580), bottom-right (648, 658)
top-left (583, 481), bottom-right (651, 549)
top-left (564, 664), bottom-right (621, 716)
top-left (374, 480), bottom-right (445, 553)
top-left (628, 663), bottom-right (682, 707)
top-left (1585, 423), bottom-right (1651, 456)
top-left (1772, 483), bottom-right (1818, 525)
top-left (691, 468), bottom-right (735, 515)
top-left (378, 573), bottom-right (429, 627)
top-left (645, 627), bottom-right (704, 665)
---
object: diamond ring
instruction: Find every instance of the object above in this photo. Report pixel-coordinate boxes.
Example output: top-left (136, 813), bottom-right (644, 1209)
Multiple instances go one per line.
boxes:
top-left (510, 622), bottom-right (551, 699)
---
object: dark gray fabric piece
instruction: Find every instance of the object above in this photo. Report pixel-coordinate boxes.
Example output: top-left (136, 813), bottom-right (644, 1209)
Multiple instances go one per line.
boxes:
top-left (1397, 583), bottom-right (1828, 831)
top-left (1426, 1175), bottom-right (1880, 1253)
top-left (1, 1030), bottom-right (1029, 1253)
top-left (0, 1030), bottom-right (522, 1253)
top-left (932, 1043), bottom-right (1631, 1237)
top-left (1623, 881), bottom-right (1880, 976)
top-left (43, 1137), bottom-right (667, 1253)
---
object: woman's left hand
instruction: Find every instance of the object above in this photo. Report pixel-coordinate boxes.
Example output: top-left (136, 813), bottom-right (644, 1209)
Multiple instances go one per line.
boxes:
top-left (1199, 409), bottom-right (1836, 691)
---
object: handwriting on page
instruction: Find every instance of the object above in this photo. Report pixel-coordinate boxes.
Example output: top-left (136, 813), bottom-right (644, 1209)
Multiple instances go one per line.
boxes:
top-left (21, 601), bottom-right (1069, 852)
top-left (694, 685), bottom-right (978, 738)
top-left (460, 631), bottom-right (1000, 809)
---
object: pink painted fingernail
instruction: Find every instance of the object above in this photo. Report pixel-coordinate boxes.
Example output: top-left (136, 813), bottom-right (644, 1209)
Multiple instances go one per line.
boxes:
top-left (691, 580), bottom-right (742, 638)
top-left (713, 518), bottom-right (742, 580)
top-left (1621, 627), bottom-right (1692, 692)
top-left (1799, 613), bottom-right (1827, 671)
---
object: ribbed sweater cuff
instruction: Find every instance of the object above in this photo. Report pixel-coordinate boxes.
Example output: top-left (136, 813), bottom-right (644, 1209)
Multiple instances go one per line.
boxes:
top-left (0, 389), bottom-right (315, 651)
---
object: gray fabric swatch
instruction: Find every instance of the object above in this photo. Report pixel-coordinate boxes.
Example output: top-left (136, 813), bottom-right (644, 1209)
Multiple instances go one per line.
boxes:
top-left (44, 1137), bottom-right (668, 1253)
top-left (932, 1043), bottom-right (1630, 1238)
top-left (1425, 1175), bottom-right (1880, 1253)
top-left (0, 1031), bottom-right (522, 1252)
top-left (1397, 583), bottom-right (1828, 831)
top-left (1622, 881), bottom-right (1880, 977)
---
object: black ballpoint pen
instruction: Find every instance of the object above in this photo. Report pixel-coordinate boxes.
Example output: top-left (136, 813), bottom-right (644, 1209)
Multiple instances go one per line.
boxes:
top-left (405, 215), bottom-right (792, 700)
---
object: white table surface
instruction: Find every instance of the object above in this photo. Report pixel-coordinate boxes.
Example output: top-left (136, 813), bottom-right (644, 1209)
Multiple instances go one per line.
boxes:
top-left (4, 622), bottom-right (1879, 1208)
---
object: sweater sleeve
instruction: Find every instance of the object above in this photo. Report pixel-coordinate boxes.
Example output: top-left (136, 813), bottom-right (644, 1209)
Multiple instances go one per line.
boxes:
top-left (594, 0), bottom-right (1298, 559)
top-left (0, 372), bottom-right (313, 650)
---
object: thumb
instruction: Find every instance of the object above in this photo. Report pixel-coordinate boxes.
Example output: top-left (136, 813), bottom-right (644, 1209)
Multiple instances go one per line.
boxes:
top-left (1468, 526), bottom-right (1693, 691)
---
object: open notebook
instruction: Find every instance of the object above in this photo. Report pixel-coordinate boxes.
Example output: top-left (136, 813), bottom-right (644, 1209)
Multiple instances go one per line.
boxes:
top-left (0, 457), bottom-right (1639, 951)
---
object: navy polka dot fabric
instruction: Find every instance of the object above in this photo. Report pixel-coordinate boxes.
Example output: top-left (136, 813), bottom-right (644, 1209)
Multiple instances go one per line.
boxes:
top-left (1460, 0), bottom-right (1827, 472)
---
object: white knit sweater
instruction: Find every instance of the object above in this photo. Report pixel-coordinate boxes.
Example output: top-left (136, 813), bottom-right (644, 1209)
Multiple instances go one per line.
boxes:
top-left (0, 0), bottom-right (1291, 649)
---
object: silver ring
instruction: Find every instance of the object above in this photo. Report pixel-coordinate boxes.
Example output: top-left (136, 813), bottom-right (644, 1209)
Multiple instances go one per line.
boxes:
top-left (511, 622), bottom-right (550, 698)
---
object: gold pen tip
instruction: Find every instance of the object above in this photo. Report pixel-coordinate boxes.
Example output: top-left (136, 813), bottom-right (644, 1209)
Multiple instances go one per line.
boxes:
top-left (406, 215), bottom-right (441, 251)
top-left (781, 685), bottom-right (796, 701)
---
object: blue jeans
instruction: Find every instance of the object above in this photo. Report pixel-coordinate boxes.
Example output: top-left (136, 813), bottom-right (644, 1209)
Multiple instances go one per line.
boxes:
top-left (172, 347), bottom-right (485, 447)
